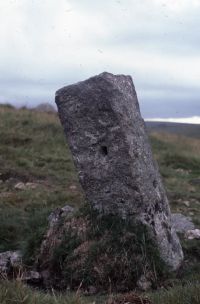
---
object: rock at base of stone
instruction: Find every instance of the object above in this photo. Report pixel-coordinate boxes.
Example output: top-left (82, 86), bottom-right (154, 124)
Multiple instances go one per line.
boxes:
top-left (0, 250), bottom-right (41, 283)
top-left (36, 204), bottom-right (180, 292)
top-left (185, 229), bottom-right (200, 240)
top-left (0, 251), bottom-right (22, 274)
top-left (171, 213), bottom-right (195, 234)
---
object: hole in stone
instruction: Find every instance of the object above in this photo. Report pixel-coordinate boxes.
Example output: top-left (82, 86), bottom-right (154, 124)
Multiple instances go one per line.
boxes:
top-left (155, 202), bottom-right (160, 212)
top-left (133, 185), bottom-right (139, 192)
top-left (101, 146), bottom-right (108, 156)
top-left (153, 179), bottom-right (158, 188)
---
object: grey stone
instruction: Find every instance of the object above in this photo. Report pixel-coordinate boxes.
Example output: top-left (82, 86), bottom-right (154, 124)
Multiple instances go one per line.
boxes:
top-left (37, 205), bottom-right (74, 270)
top-left (0, 250), bottom-right (22, 273)
top-left (14, 182), bottom-right (38, 190)
top-left (55, 72), bottom-right (183, 270)
top-left (185, 229), bottom-right (200, 240)
top-left (137, 274), bottom-right (152, 291)
top-left (171, 213), bottom-right (195, 233)
top-left (48, 205), bottom-right (74, 226)
top-left (21, 270), bottom-right (41, 282)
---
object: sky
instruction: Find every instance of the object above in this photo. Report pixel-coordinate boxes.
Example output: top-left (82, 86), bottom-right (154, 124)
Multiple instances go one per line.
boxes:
top-left (0, 0), bottom-right (200, 119)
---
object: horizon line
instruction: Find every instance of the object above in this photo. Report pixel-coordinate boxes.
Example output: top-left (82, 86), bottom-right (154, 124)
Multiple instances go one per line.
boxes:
top-left (145, 116), bottom-right (200, 125)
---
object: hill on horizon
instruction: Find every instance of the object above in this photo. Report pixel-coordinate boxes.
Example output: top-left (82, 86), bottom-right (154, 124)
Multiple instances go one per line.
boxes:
top-left (146, 121), bottom-right (200, 139)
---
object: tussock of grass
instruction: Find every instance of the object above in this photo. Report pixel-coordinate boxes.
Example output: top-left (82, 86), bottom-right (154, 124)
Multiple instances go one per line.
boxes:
top-left (49, 206), bottom-right (167, 292)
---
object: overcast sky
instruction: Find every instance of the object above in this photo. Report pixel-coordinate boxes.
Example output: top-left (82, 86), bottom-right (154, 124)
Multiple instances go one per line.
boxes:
top-left (0, 0), bottom-right (200, 118)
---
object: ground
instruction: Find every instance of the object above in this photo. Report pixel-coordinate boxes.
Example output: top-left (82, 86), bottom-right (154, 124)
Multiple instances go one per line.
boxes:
top-left (0, 104), bottom-right (200, 303)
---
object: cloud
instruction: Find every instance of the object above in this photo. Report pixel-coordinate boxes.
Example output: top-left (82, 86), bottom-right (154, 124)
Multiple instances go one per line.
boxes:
top-left (0, 0), bottom-right (199, 117)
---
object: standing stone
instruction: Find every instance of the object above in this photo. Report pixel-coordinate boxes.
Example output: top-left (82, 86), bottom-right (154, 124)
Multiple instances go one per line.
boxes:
top-left (55, 72), bottom-right (183, 270)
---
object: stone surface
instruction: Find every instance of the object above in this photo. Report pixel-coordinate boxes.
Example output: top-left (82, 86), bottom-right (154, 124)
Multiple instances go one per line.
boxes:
top-left (37, 205), bottom-right (74, 268)
top-left (14, 182), bottom-right (38, 190)
top-left (21, 270), bottom-right (41, 282)
top-left (0, 250), bottom-right (41, 283)
top-left (0, 250), bottom-right (22, 274)
top-left (137, 275), bottom-right (152, 291)
top-left (55, 72), bottom-right (183, 270)
top-left (185, 229), bottom-right (200, 240)
top-left (14, 182), bottom-right (26, 190)
top-left (171, 213), bottom-right (195, 233)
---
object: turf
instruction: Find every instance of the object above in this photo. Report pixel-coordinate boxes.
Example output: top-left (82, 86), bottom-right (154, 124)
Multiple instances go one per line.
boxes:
top-left (0, 105), bottom-right (200, 303)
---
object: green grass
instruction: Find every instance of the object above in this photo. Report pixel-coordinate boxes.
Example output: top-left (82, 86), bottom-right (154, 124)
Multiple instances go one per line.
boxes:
top-left (1, 280), bottom-right (200, 304)
top-left (149, 282), bottom-right (200, 304)
top-left (0, 280), bottom-right (87, 304)
top-left (0, 105), bottom-right (200, 303)
top-left (0, 106), bottom-right (83, 254)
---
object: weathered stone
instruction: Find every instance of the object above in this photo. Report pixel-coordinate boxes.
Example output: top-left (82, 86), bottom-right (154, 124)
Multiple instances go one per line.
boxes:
top-left (14, 182), bottom-right (38, 190)
top-left (137, 274), bottom-right (152, 291)
top-left (0, 250), bottom-right (22, 274)
top-left (14, 182), bottom-right (26, 190)
top-left (21, 271), bottom-right (41, 283)
top-left (171, 213), bottom-right (195, 233)
top-left (185, 229), bottom-right (200, 240)
top-left (0, 250), bottom-right (41, 283)
top-left (55, 72), bottom-right (183, 270)
top-left (37, 205), bottom-right (74, 270)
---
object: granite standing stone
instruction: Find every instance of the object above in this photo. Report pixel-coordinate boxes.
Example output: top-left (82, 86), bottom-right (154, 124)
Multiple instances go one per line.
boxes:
top-left (55, 72), bottom-right (183, 270)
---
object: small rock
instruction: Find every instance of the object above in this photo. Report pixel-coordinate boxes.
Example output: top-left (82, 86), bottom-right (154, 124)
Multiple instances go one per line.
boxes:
top-left (21, 271), bottom-right (41, 282)
top-left (183, 201), bottom-right (190, 207)
top-left (61, 205), bottom-right (74, 214)
top-left (137, 275), bottom-right (152, 291)
top-left (14, 182), bottom-right (26, 190)
top-left (48, 205), bottom-right (74, 225)
top-left (176, 168), bottom-right (189, 175)
top-left (0, 251), bottom-right (22, 273)
top-left (69, 184), bottom-right (77, 191)
top-left (26, 182), bottom-right (38, 189)
top-left (171, 213), bottom-right (195, 234)
top-left (14, 182), bottom-right (38, 190)
top-left (185, 229), bottom-right (200, 240)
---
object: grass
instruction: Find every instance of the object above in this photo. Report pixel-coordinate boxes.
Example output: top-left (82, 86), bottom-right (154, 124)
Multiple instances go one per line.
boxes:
top-left (0, 105), bottom-right (83, 254)
top-left (1, 280), bottom-right (200, 304)
top-left (149, 282), bottom-right (200, 304)
top-left (0, 105), bottom-right (200, 303)
top-left (0, 280), bottom-right (87, 304)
